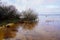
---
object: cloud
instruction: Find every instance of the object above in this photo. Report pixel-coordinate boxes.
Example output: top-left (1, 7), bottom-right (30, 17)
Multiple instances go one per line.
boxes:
top-left (41, 5), bottom-right (60, 12)
top-left (45, 5), bottom-right (59, 8)
top-left (1, 0), bottom-right (60, 14)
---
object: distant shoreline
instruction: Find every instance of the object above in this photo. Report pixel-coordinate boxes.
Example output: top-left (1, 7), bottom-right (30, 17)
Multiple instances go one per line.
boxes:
top-left (39, 14), bottom-right (60, 16)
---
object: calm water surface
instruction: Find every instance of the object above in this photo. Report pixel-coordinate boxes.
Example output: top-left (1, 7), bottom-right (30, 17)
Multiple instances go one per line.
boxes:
top-left (13, 15), bottom-right (60, 40)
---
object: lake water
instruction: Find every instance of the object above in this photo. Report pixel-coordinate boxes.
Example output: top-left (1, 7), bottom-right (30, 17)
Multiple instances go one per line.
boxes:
top-left (13, 15), bottom-right (60, 40)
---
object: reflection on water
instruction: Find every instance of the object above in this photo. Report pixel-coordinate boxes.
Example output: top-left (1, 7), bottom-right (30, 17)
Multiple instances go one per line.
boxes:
top-left (0, 16), bottom-right (60, 40)
top-left (21, 22), bottom-right (38, 30)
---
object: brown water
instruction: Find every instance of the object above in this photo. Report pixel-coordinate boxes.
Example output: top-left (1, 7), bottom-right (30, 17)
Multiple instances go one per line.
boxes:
top-left (5, 16), bottom-right (60, 40)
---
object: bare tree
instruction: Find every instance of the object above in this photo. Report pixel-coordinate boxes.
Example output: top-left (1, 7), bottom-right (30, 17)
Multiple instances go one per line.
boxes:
top-left (20, 9), bottom-right (38, 23)
top-left (0, 5), bottom-right (21, 25)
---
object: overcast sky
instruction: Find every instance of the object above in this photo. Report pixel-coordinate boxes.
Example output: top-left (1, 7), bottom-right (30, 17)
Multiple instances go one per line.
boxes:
top-left (1, 0), bottom-right (60, 14)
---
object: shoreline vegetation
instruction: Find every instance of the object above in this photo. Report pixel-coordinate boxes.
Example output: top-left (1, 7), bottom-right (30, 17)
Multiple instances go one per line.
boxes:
top-left (0, 5), bottom-right (38, 26)
top-left (0, 4), bottom-right (38, 40)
